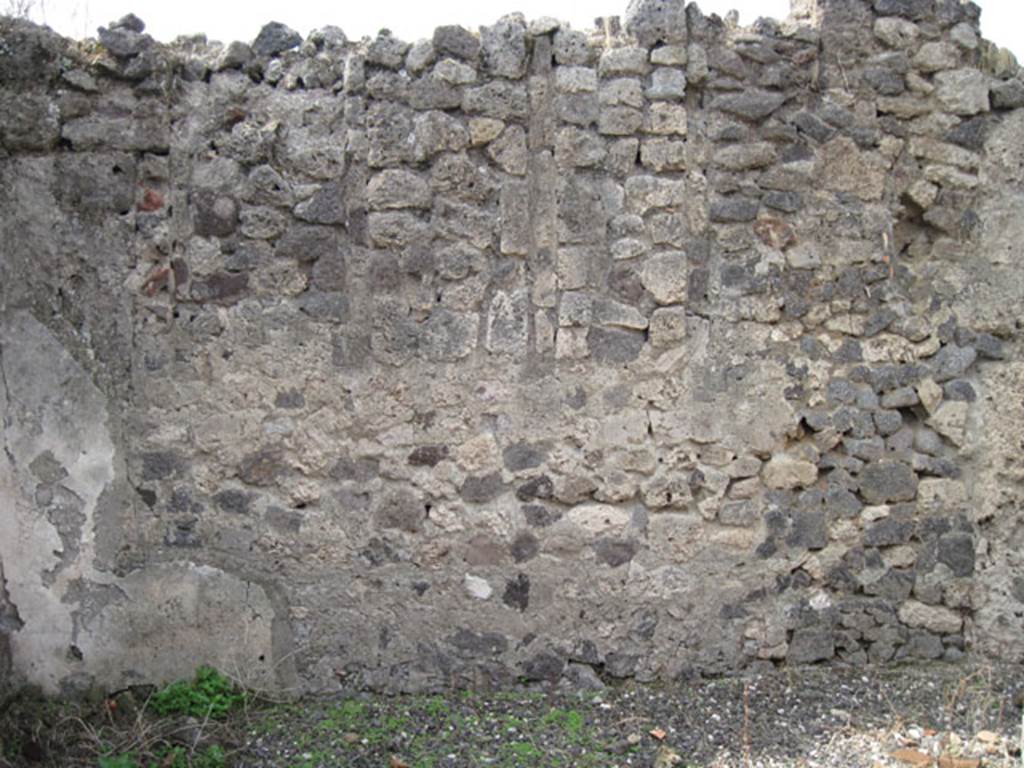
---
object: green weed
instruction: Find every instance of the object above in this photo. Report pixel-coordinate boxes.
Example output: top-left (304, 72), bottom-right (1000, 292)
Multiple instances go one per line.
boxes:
top-left (150, 666), bottom-right (246, 719)
top-left (502, 740), bottom-right (544, 765)
top-left (97, 743), bottom-right (227, 768)
top-left (422, 695), bottom-right (450, 718)
top-left (98, 754), bottom-right (137, 768)
top-left (542, 707), bottom-right (586, 739)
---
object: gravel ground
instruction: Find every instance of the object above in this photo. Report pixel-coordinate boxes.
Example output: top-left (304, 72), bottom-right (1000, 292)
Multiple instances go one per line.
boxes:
top-left (236, 662), bottom-right (1024, 768)
top-left (2, 661), bottom-right (1023, 767)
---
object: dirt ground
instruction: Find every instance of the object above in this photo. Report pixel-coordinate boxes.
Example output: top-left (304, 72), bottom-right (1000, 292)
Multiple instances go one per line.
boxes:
top-left (2, 661), bottom-right (1022, 767)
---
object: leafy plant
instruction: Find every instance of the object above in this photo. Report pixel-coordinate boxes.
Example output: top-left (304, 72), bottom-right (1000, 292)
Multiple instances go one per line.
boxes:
top-left (542, 707), bottom-right (585, 739)
top-left (98, 744), bottom-right (226, 768)
top-left (503, 740), bottom-right (544, 764)
top-left (190, 744), bottom-right (227, 768)
top-left (148, 745), bottom-right (226, 768)
top-left (150, 666), bottom-right (246, 719)
top-left (98, 753), bottom-right (138, 768)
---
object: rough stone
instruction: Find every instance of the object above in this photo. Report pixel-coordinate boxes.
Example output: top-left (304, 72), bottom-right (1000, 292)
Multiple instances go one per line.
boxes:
top-left (374, 488), bottom-right (426, 532)
top-left (710, 198), bottom-right (759, 223)
top-left (991, 79), bottom-right (1024, 110)
top-left (927, 401), bottom-right (968, 446)
top-left (646, 68), bottom-right (687, 101)
top-left (873, 17), bottom-right (919, 49)
top-left (649, 307), bottom-right (687, 348)
top-left (275, 225), bottom-right (339, 265)
top-left (624, 0), bottom-right (688, 47)
top-left (859, 461), bottom-right (918, 504)
top-left (641, 252), bottom-right (687, 305)
top-left (934, 69), bottom-right (992, 115)
top-left (712, 90), bottom-right (787, 122)
top-left (433, 25), bottom-right (479, 61)
top-left (898, 600), bottom-right (963, 634)
top-left (368, 170), bottom-right (432, 210)
top-left (252, 22), bottom-right (302, 57)
top-left (480, 16), bottom-right (527, 79)
top-left (763, 455), bottom-right (818, 490)
top-left (913, 42), bottom-right (960, 73)
top-left (787, 628), bottom-right (834, 664)
top-left (599, 47), bottom-right (650, 78)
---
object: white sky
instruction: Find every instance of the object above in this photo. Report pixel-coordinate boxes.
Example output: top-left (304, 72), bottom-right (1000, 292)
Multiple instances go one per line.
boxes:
top-left (24, 0), bottom-right (1024, 58)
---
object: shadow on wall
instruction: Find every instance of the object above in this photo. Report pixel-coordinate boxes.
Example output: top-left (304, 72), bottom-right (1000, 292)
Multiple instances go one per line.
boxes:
top-left (0, 559), bottom-right (21, 691)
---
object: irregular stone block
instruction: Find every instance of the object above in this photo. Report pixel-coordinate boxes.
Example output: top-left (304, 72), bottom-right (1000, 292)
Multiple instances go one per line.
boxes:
top-left (859, 460), bottom-right (918, 504)
top-left (598, 47), bottom-right (650, 78)
top-left (625, 175), bottom-right (686, 214)
top-left (592, 297), bottom-right (648, 330)
top-left (275, 225), bottom-right (339, 265)
top-left (422, 309), bottom-right (478, 361)
top-left (991, 79), bottom-right (1024, 110)
top-left (0, 92), bottom-right (59, 151)
top-left (935, 68), bottom-right (991, 115)
top-left (709, 197), bottom-right (759, 223)
top-left (646, 68), bottom-right (687, 101)
top-left (647, 307), bottom-right (688, 346)
top-left (552, 90), bottom-right (598, 127)
top-left (820, 136), bottom-right (888, 201)
top-left (555, 66), bottom-right (598, 93)
top-left (713, 141), bottom-right (776, 171)
top-left (763, 455), bottom-right (818, 490)
top-left (190, 272), bottom-right (249, 305)
top-left (712, 90), bottom-right (787, 121)
top-left (486, 290), bottom-right (529, 356)
top-left (913, 42), bottom-right (960, 73)
top-left (252, 21), bottom-right (302, 56)
top-left (554, 28), bottom-right (594, 66)
top-left (587, 326), bottom-right (645, 363)
top-left (500, 180), bottom-right (530, 255)
top-left (294, 182), bottom-right (346, 225)
top-left (898, 600), bottom-right (962, 634)
top-left (938, 532), bottom-right (975, 577)
top-left (558, 291), bottom-right (593, 326)
top-left (555, 127), bottom-right (607, 168)
top-left (367, 170), bottom-right (432, 210)
top-left (593, 538), bottom-right (638, 567)
top-left (644, 103), bottom-right (688, 135)
top-left (641, 251), bottom-right (688, 305)
top-left (368, 211), bottom-right (430, 248)
top-left (486, 125), bottom-right (528, 175)
top-left (481, 16), bottom-right (527, 79)
top-left (469, 117), bottom-right (505, 145)
top-left (558, 175), bottom-right (607, 243)
top-left (374, 487), bottom-right (426, 532)
top-left (449, 628), bottom-right (507, 657)
top-left (98, 23), bottom-right (152, 58)
top-left (639, 138), bottom-right (687, 171)
top-left (412, 111), bottom-right (469, 160)
top-left (464, 574), bottom-right (493, 599)
top-left (463, 81), bottom-right (529, 120)
top-left (433, 25), bottom-right (479, 61)
top-left (624, 0), bottom-right (688, 47)
top-left (367, 31), bottom-right (410, 69)
top-left (787, 628), bottom-right (834, 664)
top-left (873, 17), bottom-right (919, 48)
top-left (598, 106), bottom-right (643, 135)
top-left (927, 401), bottom-right (968, 446)
top-left (461, 472), bottom-right (505, 503)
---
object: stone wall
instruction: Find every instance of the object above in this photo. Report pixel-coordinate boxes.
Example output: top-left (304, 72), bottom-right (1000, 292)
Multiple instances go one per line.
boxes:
top-left (1, 0), bottom-right (1023, 694)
